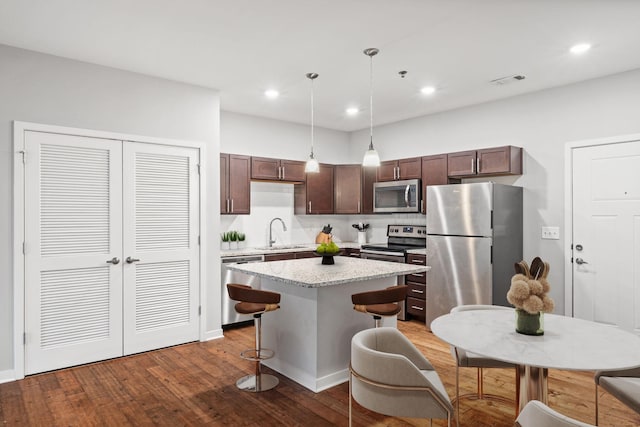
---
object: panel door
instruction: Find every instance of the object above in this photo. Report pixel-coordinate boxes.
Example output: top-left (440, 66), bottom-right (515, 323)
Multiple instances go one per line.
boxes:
top-left (447, 150), bottom-right (477, 177)
top-left (220, 153), bottom-right (229, 213)
top-left (421, 154), bottom-right (449, 214)
top-left (307, 164), bottom-right (334, 214)
top-left (228, 154), bottom-right (251, 214)
top-left (280, 159), bottom-right (306, 182)
top-left (251, 157), bottom-right (280, 180)
top-left (122, 142), bottom-right (200, 354)
top-left (334, 164), bottom-right (362, 214)
top-left (24, 131), bottom-right (123, 374)
top-left (572, 140), bottom-right (640, 333)
top-left (377, 160), bottom-right (398, 181)
top-left (398, 157), bottom-right (422, 180)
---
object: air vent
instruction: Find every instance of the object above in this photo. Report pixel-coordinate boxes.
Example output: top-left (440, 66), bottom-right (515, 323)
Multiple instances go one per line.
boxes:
top-left (490, 74), bottom-right (526, 86)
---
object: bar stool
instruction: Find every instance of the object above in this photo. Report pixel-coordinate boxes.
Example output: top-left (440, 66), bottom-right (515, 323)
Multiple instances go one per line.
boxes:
top-left (227, 283), bottom-right (281, 392)
top-left (351, 285), bottom-right (408, 328)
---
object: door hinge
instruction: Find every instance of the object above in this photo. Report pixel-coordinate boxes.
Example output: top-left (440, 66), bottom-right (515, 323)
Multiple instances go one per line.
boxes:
top-left (18, 150), bottom-right (26, 164)
top-left (23, 332), bottom-right (26, 345)
top-left (22, 242), bottom-right (26, 255)
top-left (197, 164), bottom-right (201, 175)
top-left (198, 306), bottom-right (202, 316)
top-left (198, 235), bottom-right (201, 246)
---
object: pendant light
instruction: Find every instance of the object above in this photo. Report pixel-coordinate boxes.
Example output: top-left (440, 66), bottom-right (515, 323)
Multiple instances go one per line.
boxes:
top-left (362, 48), bottom-right (381, 167)
top-left (304, 72), bottom-right (320, 173)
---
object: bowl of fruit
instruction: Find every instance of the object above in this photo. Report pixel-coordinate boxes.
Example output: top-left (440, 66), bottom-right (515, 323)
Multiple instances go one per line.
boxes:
top-left (315, 242), bottom-right (341, 265)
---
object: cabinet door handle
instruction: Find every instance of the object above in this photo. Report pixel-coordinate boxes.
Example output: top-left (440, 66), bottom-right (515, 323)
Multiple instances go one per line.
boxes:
top-left (281, 166), bottom-right (285, 180)
top-left (357, 201), bottom-right (361, 213)
top-left (411, 305), bottom-right (424, 311)
top-left (411, 260), bottom-right (425, 264)
top-left (411, 273), bottom-right (424, 277)
top-left (231, 199), bottom-right (234, 213)
top-left (471, 158), bottom-right (475, 174)
top-left (226, 199), bottom-right (230, 213)
top-left (308, 201), bottom-right (312, 212)
top-left (477, 158), bottom-right (480, 173)
top-left (410, 288), bottom-right (424, 294)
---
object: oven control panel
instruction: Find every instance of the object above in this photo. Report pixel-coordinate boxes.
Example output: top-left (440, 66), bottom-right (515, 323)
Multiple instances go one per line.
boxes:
top-left (387, 225), bottom-right (427, 238)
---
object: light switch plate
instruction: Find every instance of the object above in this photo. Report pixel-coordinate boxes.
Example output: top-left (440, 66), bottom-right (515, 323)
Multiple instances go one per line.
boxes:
top-left (541, 226), bottom-right (560, 240)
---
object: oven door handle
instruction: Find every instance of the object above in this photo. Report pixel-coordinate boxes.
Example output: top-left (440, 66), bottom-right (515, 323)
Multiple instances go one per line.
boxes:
top-left (360, 249), bottom-right (406, 262)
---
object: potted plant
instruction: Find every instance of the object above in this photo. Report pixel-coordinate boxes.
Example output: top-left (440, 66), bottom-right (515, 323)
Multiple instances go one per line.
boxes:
top-left (507, 257), bottom-right (554, 335)
top-left (237, 232), bottom-right (246, 248)
top-left (228, 230), bottom-right (239, 249)
top-left (221, 232), bottom-right (230, 250)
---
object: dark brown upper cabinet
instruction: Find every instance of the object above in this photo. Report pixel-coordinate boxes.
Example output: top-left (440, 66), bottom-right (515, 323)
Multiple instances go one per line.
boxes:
top-left (420, 154), bottom-right (449, 214)
top-left (447, 146), bottom-right (522, 178)
top-left (294, 164), bottom-right (334, 214)
top-left (361, 166), bottom-right (377, 214)
top-left (334, 164), bottom-right (362, 214)
top-left (251, 156), bottom-right (306, 183)
top-left (220, 153), bottom-right (251, 215)
top-left (377, 157), bottom-right (422, 181)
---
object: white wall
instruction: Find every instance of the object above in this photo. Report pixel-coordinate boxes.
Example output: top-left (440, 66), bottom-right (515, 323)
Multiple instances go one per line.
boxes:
top-left (349, 68), bottom-right (640, 313)
top-left (0, 44), bottom-right (220, 376)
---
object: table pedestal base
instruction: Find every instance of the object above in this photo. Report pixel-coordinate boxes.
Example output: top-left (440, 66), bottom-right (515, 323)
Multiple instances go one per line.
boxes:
top-left (518, 365), bottom-right (548, 413)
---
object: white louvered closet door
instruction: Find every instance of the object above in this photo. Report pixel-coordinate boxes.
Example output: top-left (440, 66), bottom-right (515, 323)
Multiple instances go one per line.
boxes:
top-left (24, 131), bottom-right (123, 374)
top-left (122, 142), bottom-right (200, 354)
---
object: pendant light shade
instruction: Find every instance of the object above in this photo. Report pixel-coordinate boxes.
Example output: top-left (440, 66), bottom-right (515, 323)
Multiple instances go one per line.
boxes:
top-left (362, 48), bottom-right (381, 167)
top-left (305, 72), bottom-right (320, 173)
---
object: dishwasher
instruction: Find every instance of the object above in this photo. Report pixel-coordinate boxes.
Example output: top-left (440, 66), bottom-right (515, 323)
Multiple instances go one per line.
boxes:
top-left (221, 254), bottom-right (264, 327)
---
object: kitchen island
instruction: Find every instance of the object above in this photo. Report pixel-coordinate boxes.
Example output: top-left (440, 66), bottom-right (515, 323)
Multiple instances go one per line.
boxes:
top-left (226, 256), bottom-right (429, 392)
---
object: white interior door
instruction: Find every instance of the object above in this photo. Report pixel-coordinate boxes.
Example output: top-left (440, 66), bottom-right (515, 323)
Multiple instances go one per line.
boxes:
top-left (24, 131), bottom-right (123, 374)
top-left (572, 140), bottom-right (640, 333)
top-left (122, 142), bottom-right (200, 354)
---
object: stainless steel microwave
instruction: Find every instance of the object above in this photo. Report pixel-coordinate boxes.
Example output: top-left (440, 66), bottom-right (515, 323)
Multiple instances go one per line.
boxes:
top-left (373, 179), bottom-right (421, 213)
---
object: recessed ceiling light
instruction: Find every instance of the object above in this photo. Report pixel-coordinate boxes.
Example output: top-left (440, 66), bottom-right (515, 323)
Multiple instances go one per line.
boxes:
top-left (264, 89), bottom-right (279, 99)
top-left (570, 43), bottom-right (591, 55)
top-left (420, 86), bottom-right (436, 95)
top-left (346, 107), bottom-right (359, 115)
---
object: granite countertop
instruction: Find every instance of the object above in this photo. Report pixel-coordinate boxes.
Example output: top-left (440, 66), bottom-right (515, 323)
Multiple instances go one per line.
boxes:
top-left (221, 242), bottom-right (361, 258)
top-left (226, 256), bottom-right (430, 288)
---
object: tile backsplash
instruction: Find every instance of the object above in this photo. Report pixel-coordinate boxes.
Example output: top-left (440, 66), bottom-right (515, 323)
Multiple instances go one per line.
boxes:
top-left (220, 181), bottom-right (426, 248)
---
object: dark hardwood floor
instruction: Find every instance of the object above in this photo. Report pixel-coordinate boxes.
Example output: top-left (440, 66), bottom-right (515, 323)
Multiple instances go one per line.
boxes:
top-left (1, 319), bottom-right (639, 426)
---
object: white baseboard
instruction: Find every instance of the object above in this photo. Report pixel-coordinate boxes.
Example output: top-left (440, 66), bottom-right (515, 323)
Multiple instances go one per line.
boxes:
top-left (202, 328), bottom-right (224, 341)
top-left (0, 369), bottom-right (16, 384)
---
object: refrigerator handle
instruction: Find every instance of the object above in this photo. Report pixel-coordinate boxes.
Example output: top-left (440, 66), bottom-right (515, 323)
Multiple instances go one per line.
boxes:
top-left (490, 245), bottom-right (493, 264)
top-left (490, 210), bottom-right (494, 229)
top-left (404, 184), bottom-right (410, 207)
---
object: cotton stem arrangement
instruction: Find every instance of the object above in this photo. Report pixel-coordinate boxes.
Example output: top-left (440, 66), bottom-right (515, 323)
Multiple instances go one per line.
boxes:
top-left (507, 257), bottom-right (555, 314)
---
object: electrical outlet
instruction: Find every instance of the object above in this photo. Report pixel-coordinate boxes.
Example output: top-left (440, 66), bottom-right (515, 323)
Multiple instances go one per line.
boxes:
top-left (541, 226), bottom-right (560, 240)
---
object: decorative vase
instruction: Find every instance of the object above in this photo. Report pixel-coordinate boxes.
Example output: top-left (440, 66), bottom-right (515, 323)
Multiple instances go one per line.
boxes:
top-left (515, 308), bottom-right (544, 336)
top-left (229, 241), bottom-right (238, 250)
top-left (321, 255), bottom-right (335, 265)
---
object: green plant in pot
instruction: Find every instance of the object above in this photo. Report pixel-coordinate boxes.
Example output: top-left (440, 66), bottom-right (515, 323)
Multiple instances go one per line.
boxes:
top-left (221, 232), bottom-right (230, 249)
top-left (507, 257), bottom-right (555, 335)
top-left (228, 230), bottom-right (239, 249)
top-left (237, 232), bottom-right (245, 247)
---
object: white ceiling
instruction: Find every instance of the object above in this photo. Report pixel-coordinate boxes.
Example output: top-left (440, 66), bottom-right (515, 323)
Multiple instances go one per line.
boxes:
top-left (2, 0), bottom-right (640, 132)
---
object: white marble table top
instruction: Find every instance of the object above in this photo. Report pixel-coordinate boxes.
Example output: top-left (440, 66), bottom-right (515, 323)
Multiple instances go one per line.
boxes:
top-left (431, 309), bottom-right (640, 371)
top-left (226, 256), bottom-right (429, 288)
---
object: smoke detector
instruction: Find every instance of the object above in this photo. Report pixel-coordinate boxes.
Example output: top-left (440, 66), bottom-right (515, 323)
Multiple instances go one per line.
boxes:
top-left (490, 74), bottom-right (526, 86)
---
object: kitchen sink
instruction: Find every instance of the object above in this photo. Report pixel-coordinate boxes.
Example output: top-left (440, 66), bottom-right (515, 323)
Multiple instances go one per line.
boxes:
top-left (256, 244), bottom-right (309, 250)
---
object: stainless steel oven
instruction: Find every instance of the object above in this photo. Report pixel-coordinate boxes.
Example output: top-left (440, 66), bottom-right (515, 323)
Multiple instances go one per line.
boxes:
top-left (360, 225), bottom-right (427, 320)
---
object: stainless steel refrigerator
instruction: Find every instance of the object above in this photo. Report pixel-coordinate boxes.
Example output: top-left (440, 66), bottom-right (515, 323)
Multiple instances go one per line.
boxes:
top-left (425, 183), bottom-right (522, 329)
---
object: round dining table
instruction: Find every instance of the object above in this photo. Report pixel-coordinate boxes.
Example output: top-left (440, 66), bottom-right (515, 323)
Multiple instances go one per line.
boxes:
top-left (431, 309), bottom-right (640, 413)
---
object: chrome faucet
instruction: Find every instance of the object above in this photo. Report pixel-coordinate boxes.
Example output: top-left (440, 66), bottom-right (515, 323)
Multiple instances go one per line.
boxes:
top-left (269, 217), bottom-right (287, 247)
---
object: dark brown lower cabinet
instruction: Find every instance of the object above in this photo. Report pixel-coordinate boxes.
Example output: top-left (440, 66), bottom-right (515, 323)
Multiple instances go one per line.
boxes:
top-left (405, 253), bottom-right (427, 320)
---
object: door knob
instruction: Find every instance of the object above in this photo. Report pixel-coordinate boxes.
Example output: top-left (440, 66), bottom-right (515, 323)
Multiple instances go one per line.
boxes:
top-left (106, 257), bottom-right (120, 265)
top-left (575, 258), bottom-right (588, 265)
top-left (126, 256), bottom-right (140, 264)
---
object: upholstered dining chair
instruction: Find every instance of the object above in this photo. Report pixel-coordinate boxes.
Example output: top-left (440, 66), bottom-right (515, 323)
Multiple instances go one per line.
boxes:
top-left (351, 285), bottom-right (408, 328)
top-left (349, 327), bottom-right (453, 427)
top-left (450, 305), bottom-right (520, 422)
top-left (515, 400), bottom-right (595, 427)
top-left (594, 366), bottom-right (640, 425)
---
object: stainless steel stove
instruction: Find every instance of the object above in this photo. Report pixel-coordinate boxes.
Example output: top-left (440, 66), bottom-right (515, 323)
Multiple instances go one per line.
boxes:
top-left (360, 225), bottom-right (427, 262)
